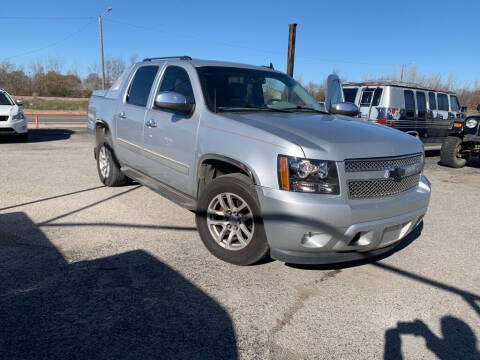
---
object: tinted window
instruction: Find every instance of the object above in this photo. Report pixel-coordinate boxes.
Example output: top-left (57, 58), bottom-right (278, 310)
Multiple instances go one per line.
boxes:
top-left (360, 89), bottom-right (374, 106)
top-left (428, 92), bottom-right (437, 110)
top-left (449, 95), bottom-right (460, 112)
top-left (0, 92), bottom-right (14, 105)
top-left (416, 91), bottom-right (426, 119)
top-left (343, 88), bottom-right (358, 103)
top-left (159, 66), bottom-right (195, 104)
top-left (126, 66), bottom-right (159, 107)
top-left (404, 90), bottom-right (415, 118)
top-left (404, 90), bottom-right (415, 110)
top-left (437, 93), bottom-right (449, 111)
top-left (371, 88), bottom-right (383, 107)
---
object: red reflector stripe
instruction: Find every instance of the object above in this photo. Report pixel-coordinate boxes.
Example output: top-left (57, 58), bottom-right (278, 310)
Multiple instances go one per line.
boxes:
top-left (377, 117), bottom-right (387, 125)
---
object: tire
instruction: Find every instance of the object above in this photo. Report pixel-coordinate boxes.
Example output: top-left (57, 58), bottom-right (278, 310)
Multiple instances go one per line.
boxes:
top-left (196, 173), bottom-right (269, 265)
top-left (96, 143), bottom-right (129, 187)
top-left (440, 136), bottom-right (468, 168)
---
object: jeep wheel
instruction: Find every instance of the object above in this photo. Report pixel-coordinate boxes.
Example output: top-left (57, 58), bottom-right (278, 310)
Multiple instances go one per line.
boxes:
top-left (440, 136), bottom-right (468, 168)
top-left (196, 173), bottom-right (269, 265)
top-left (96, 144), bottom-right (129, 186)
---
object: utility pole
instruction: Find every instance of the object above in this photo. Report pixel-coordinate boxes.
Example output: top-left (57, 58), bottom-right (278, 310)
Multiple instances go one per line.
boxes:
top-left (400, 64), bottom-right (405, 82)
top-left (98, 7), bottom-right (112, 90)
top-left (286, 23), bottom-right (297, 77)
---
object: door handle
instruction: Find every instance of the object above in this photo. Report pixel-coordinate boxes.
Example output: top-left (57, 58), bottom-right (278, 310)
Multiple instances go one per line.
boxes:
top-left (145, 119), bottom-right (157, 128)
top-left (118, 112), bottom-right (126, 119)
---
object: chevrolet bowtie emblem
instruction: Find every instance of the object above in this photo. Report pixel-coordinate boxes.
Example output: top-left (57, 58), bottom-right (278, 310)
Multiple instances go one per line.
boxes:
top-left (384, 167), bottom-right (406, 182)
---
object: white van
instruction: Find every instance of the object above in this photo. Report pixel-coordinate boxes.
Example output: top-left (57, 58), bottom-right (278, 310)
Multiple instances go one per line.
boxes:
top-left (343, 82), bottom-right (465, 148)
top-left (0, 89), bottom-right (28, 140)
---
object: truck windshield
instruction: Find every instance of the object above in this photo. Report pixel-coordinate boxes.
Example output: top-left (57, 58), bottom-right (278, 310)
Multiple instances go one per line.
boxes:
top-left (0, 92), bottom-right (14, 106)
top-left (196, 66), bottom-right (325, 113)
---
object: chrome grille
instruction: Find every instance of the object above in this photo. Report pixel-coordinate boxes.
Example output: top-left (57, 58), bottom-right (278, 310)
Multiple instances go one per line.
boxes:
top-left (345, 154), bottom-right (423, 172)
top-left (0, 116), bottom-right (8, 122)
top-left (348, 174), bottom-right (421, 199)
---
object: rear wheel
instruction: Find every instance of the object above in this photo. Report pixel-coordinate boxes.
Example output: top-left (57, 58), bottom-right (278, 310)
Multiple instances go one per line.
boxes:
top-left (440, 136), bottom-right (468, 168)
top-left (196, 173), bottom-right (269, 265)
top-left (96, 143), bottom-right (129, 186)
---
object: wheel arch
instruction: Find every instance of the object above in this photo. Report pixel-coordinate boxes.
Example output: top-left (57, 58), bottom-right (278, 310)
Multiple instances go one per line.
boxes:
top-left (197, 154), bottom-right (259, 197)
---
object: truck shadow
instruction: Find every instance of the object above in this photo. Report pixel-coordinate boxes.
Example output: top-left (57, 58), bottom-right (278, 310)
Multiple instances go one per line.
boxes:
top-left (0, 212), bottom-right (237, 360)
top-left (0, 129), bottom-right (75, 143)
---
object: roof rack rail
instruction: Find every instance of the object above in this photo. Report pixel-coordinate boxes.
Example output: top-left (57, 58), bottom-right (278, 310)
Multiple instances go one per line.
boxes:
top-left (142, 56), bottom-right (192, 62)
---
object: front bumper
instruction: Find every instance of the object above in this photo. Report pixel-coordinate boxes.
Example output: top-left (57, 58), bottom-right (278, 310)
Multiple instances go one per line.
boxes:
top-left (256, 175), bottom-right (431, 264)
top-left (0, 118), bottom-right (28, 134)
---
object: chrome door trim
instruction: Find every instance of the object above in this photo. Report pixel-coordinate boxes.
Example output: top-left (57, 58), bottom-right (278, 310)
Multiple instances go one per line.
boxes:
top-left (117, 137), bottom-right (189, 175)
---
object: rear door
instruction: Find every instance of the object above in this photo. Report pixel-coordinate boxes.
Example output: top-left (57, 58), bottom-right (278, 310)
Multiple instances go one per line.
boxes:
top-left (436, 93), bottom-right (451, 140)
top-left (415, 91), bottom-right (427, 138)
top-left (403, 90), bottom-right (416, 134)
top-left (116, 65), bottom-right (159, 168)
top-left (358, 87), bottom-right (382, 121)
top-left (426, 91), bottom-right (439, 138)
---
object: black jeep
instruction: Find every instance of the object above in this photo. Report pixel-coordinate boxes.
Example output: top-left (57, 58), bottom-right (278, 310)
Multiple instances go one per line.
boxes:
top-left (440, 104), bottom-right (480, 168)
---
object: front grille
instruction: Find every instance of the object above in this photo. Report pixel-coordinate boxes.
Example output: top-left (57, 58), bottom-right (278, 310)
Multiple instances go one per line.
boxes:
top-left (348, 174), bottom-right (421, 199)
top-left (345, 154), bottom-right (423, 172)
top-left (0, 116), bottom-right (8, 122)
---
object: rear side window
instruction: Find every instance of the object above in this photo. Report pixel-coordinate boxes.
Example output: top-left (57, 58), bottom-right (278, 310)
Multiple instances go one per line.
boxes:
top-left (449, 95), bottom-right (460, 111)
top-left (416, 91), bottom-right (426, 119)
top-left (158, 66), bottom-right (195, 104)
top-left (404, 90), bottom-right (415, 118)
top-left (126, 66), bottom-right (159, 107)
top-left (428, 92), bottom-right (437, 110)
top-left (360, 89), bottom-right (374, 106)
top-left (437, 93), bottom-right (449, 111)
top-left (343, 88), bottom-right (358, 103)
top-left (371, 88), bottom-right (383, 106)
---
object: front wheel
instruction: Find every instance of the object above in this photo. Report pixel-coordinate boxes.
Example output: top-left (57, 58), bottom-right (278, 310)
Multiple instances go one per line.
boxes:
top-left (196, 173), bottom-right (269, 265)
top-left (440, 136), bottom-right (468, 168)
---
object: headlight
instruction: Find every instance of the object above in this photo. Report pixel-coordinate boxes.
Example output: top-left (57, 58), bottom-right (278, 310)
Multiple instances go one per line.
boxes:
top-left (12, 112), bottom-right (25, 120)
top-left (278, 155), bottom-right (340, 194)
top-left (465, 118), bottom-right (478, 129)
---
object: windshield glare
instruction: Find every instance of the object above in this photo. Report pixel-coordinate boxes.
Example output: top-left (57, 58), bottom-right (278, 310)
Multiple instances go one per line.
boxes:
top-left (197, 66), bottom-right (324, 113)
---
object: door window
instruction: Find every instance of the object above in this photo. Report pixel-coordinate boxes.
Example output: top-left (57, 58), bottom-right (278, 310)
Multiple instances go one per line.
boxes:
top-left (437, 94), bottom-right (449, 111)
top-left (428, 92), bottom-right (437, 110)
top-left (158, 66), bottom-right (195, 104)
top-left (126, 66), bottom-right (159, 107)
top-left (404, 90), bottom-right (415, 119)
top-left (360, 89), bottom-right (374, 106)
top-left (416, 91), bottom-right (426, 119)
top-left (449, 95), bottom-right (460, 112)
top-left (371, 88), bottom-right (383, 107)
top-left (343, 88), bottom-right (358, 103)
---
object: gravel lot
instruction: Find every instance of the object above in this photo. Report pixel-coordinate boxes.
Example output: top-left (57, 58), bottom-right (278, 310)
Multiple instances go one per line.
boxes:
top-left (1, 129), bottom-right (479, 360)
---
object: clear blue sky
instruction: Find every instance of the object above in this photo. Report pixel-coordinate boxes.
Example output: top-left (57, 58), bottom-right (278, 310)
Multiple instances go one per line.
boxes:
top-left (2, 0), bottom-right (479, 86)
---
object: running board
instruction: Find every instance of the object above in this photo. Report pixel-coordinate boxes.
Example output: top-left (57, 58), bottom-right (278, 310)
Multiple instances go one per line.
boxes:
top-left (121, 166), bottom-right (197, 211)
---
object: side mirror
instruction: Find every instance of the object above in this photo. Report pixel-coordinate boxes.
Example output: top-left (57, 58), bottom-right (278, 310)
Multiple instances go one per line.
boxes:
top-left (477, 104), bottom-right (480, 112)
top-left (154, 92), bottom-right (193, 115)
top-left (16, 100), bottom-right (23, 107)
top-left (329, 102), bottom-right (360, 117)
top-left (325, 74), bottom-right (344, 113)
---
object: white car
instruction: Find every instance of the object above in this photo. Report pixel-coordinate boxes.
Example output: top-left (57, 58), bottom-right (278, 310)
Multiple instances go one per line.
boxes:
top-left (0, 89), bottom-right (28, 140)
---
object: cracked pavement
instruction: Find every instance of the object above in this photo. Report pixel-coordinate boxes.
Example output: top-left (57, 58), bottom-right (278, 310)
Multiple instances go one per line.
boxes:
top-left (1, 129), bottom-right (479, 359)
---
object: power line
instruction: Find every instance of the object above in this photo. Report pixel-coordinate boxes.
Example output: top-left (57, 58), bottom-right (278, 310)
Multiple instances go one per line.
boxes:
top-left (0, 16), bottom-right (95, 20)
top-left (4, 19), bottom-right (95, 59)
top-left (104, 18), bottom-right (398, 68)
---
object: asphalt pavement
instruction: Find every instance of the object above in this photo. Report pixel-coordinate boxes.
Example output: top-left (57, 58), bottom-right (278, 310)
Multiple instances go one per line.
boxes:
top-left (0, 128), bottom-right (479, 359)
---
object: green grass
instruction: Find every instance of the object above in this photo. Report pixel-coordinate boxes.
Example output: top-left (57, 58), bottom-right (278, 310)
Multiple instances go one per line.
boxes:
top-left (23, 99), bottom-right (87, 112)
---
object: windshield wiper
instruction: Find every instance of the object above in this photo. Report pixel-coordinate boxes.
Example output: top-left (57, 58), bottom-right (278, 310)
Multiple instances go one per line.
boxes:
top-left (217, 105), bottom-right (291, 113)
top-left (282, 106), bottom-right (329, 114)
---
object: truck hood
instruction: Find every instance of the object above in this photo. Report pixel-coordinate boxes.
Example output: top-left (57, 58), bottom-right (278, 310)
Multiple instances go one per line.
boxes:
top-left (221, 112), bottom-right (423, 160)
top-left (0, 105), bottom-right (18, 117)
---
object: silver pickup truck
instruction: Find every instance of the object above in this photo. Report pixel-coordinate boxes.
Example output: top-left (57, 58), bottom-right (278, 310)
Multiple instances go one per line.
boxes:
top-left (88, 56), bottom-right (431, 265)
